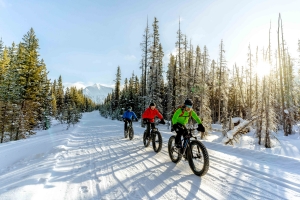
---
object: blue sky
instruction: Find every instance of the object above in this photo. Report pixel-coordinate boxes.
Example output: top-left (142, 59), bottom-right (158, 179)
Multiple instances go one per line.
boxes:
top-left (1, 0), bottom-right (300, 89)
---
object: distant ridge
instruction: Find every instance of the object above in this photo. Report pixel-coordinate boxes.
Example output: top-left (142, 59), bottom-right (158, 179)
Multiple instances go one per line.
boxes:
top-left (83, 83), bottom-right (113, 104)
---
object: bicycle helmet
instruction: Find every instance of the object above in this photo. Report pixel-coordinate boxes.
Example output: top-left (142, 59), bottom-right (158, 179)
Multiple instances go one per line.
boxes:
top-left (149, 102), bottom-right (156, 107)
top-left (184, 98), bottom-right (193, 106)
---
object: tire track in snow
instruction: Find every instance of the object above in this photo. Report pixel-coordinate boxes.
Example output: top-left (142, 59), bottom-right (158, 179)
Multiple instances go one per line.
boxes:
top-left (114, 130), bottom-right (228, 199)
top-left (159, 131), bottom-right (300, 199)
top-left (144, 150), bottom-right (229, 200)
top-left (209, 154), bottom-right (300, 195)
top-left (64, 114), bottom-right (299, 200)
top-left (96, 135), bottom-right (134, 199)
top-left (152, 139), bottom-right (277, 200)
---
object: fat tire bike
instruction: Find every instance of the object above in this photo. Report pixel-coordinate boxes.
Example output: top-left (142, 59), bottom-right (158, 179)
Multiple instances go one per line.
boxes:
top-left (142, 119), bottom-right (163, 153)
top-left (168, 125), bottom-right (209, 176)
top-left (124, 120), bottom-right (134, 140)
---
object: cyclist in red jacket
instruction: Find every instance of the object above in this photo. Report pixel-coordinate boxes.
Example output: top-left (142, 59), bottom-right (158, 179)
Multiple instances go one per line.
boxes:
top-left (142, 102), bottom-right (165, 137)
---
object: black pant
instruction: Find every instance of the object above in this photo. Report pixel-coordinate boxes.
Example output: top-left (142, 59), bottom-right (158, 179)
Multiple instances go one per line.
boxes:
top-left (146, 123), bottom-right (156, 136)
top-left (124, 119), bottom-right (132, 131)
top-left (174, 124), bottom-right (188, 146)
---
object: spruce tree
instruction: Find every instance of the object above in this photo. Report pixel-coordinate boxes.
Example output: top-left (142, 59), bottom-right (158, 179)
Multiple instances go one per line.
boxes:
top-left (140, 18), bottom-right (151, 110)
top-left (56, 75), bottom-right (64, 122)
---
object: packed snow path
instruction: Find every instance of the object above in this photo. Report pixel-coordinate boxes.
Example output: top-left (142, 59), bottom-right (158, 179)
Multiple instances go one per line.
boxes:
top-left (0, 111), bottom-right (299, 200)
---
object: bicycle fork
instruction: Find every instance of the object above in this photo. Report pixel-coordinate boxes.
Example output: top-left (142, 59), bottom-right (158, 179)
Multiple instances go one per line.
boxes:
top-left (181, 139), bottom-right (189, 159)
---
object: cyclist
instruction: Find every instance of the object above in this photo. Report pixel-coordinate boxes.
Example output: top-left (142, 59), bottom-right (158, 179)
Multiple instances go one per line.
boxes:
top-left (142, 102), bottom-right (165, 137)
top-left (172, 99), bottom-right (205, 149)
top-left (122, 106), bottom-right (138, 134)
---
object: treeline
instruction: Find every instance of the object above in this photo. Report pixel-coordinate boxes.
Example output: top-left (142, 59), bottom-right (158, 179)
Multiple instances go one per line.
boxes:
top-left (0, 28), bottom-right (97, 143)
top-left (101, 15), bottom-right (300, 148)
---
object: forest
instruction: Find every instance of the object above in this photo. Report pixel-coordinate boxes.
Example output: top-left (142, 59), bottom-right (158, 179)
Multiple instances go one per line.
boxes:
top-left (100, 14), bottom-right (300, 148)
top-left (0, 28), bottom-right (97, 143)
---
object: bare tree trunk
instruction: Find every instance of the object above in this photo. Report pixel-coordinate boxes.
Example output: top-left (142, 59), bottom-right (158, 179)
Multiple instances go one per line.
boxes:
top-left (277, 13), bottom-right (286, 136)
top-left (218, 44), bottom-right (223, 123)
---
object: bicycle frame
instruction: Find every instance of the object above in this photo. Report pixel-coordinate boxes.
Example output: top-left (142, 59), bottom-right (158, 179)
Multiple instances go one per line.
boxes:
top-left (181, 127), bottom-right (198, 156)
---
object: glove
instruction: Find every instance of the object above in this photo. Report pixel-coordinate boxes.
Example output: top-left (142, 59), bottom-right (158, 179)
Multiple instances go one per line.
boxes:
top-left (197, 124), bottom-right (205, 132)
top-left (123, 118), bottom-right (126, 122)
top-left (159, 119), bottom-right (165, 124)
top-left (135, 118), bottom-right (138, 122)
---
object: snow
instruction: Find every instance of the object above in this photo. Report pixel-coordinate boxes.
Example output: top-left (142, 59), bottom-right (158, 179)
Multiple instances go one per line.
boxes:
top-left (226, 120), bottom-right (249, 139)
top-left (231, 117), bottom-right (243, 124)
top-left (94, 83), bottom-right (101, 90)
top-left (0, 111), bottom-right (300, 200)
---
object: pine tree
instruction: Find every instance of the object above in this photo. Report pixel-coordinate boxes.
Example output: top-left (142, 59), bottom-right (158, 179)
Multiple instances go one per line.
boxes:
top-left (14, 28), bottom-right (46, 138)
top-left (114, 66), bottom-right (121, 110)
top-left (175, 18), bottom-right (186, 104)
top-left (50, 80), bottom-right (57, 117)
top-left (247, 44), bottom-right (254, 118)
top-left (36, 59), bottom-right (51, 130)
top-left (0, 48), bottom-right (11, 142)
top-left (148, 17), bottom-right (162, 105)
top-left (0, 38), bottom-right (4, 56)
top-left (218, 40), bottom-right (229, 136)
top-left (56, 75), bottom-right (64, 122)
top-left (166, 54), bottom-right (177, 120)
top-left (140, 17), bottom-right (151, 110)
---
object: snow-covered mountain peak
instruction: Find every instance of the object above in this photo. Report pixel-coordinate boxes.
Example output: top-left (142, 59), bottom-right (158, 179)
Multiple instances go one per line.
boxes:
top-left (93, 83), bottom-right (102, 90)
top-left (83, 84), bottom-right (113, 104)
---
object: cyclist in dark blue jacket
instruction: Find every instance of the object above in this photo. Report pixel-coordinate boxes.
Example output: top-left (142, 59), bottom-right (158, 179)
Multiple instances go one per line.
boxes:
top-left (122, 106), bottom-right (138, 133)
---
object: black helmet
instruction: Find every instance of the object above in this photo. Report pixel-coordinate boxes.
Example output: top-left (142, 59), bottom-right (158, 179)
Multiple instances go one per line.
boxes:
top-left (149, 102), bottom-right (156, 107)
top-left (128, 106), bottom-right (132, 110)
top-left (184, 98), bottom-right (193, 106)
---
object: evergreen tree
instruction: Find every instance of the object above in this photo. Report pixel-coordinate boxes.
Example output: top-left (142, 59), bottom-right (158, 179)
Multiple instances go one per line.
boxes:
top-left (113, 66), bottom-right (121, 110)
top-left (175, 18), bottom-right (186, 104)
top-left (140, 17), bottom-right (151, 110)
top-left (56, 75), bottom-right (64, 122)
top-left (36, 59), bottom-right (51, 130)
top-left (15, 28), bottom-right (45, 138)
top-left (0, 38), bottom-right (4, 57)
top-left (166, 54), bottom-right (177, 120)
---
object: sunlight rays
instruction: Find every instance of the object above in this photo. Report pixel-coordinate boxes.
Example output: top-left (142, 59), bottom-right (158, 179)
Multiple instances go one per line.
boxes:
top-left (255, 61), bottom-right (272, 79)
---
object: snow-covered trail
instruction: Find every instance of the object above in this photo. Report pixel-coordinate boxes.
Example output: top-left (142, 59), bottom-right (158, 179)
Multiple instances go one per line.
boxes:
top-left (0, 111), bottom-right (299, 200)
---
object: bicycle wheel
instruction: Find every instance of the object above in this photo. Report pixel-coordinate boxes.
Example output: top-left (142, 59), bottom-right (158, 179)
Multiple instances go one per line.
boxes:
top-left (187, 140), bottom-right (209, 176)
top-left (143, 130), bottom-right (151, 147)
top-left (167, 136), bottom-right (182, 163)
top-left (152, 131), bottom-right (162, 153)
top-left (129, 127), bottom-right (134, 140)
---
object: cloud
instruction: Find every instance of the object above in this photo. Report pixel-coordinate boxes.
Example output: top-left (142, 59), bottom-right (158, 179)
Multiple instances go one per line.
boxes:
top-left (64, 82), bottom-right (87, 90)
top-left (63, 82), bottom-right (115, 90)
top-left (124, 55), bottom-right (136, 61)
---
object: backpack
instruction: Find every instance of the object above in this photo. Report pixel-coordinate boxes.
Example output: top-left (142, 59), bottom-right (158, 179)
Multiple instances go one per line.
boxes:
top-left (172, 105), bottom-right (192, 118)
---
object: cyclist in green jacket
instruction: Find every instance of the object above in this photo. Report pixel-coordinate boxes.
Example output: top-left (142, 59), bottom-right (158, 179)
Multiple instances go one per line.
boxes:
top-left (172, 98), bottom-right (205, 148)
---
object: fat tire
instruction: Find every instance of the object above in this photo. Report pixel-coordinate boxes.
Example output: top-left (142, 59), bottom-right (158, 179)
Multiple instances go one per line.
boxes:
top-left (124, 130), bottom-right (128, 138)
top-left (168, 136), bottom-right (182, 163)
top-left (129, 127), bottom-right (134, 140)
top-left (152, 131), bottom-right (162, 153)
top-left (143, 130), bottom-right (151, 147)
top-left (187, 140), bottom-right (209, 176)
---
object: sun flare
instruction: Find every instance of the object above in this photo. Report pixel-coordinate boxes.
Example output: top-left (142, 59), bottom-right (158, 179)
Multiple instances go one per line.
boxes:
top-left (255, 61), bottom-right (272, 78)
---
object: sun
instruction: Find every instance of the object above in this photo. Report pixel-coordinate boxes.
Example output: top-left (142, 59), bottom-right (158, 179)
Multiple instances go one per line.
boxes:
top-left (254, 61), bottom-right (272, 79)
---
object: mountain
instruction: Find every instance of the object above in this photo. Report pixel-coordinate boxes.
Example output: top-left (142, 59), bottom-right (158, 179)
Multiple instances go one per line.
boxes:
top-left (83, 83), bottom-right (113, 104)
